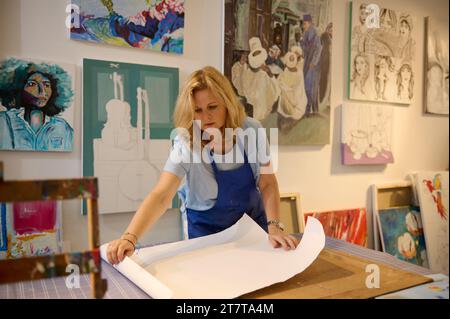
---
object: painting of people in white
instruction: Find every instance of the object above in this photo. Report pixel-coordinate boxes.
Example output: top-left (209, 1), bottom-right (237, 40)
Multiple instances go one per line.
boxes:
top-left (240, 37), bottom-right (280, 122)
top-left (341, 103), bottom-right (394, 165)
top-left (277, 51), bottom-right (307, 133)
top-left (349, 1), bottom-right (417, 105)
top-left (266, 45), bottom-right (285, 76)
top-left (425, 17), bottom-right (449, 115)
top-left (231, 52), bottom-right (248, 97)
top-left (224, 0), bottom-right (332, 145)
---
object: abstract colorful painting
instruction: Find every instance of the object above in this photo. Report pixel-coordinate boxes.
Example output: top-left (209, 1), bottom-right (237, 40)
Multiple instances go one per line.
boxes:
top-left (304, 208), bottom-right (367, 246)
top-left (0, 200), bottom-right (63, 260)
top-left (413, 172), bottom-right (449, 274)
top-left (0, 58), bottom-right (75, 152)
top-left (349, 1), bottom-right (417, 105)
top-left (83, 58), bottom-right (179, 214)
top-left (70, 0), bottom-right (185, 54)
top-left (224, 0), bottom-right (332, 145)
top-left (378, 206), bottom-right (428, 267)
top-left (341, 103), bottom-right (394, 165)
top-left (425, 16), bottom-right (449, 115)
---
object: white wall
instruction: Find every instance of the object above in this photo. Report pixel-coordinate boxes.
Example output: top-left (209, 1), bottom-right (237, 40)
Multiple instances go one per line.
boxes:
top-left (0, 0), bottom-right (448, 251)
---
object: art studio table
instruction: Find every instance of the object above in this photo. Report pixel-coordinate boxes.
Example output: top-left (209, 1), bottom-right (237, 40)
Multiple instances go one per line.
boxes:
top-left (0, 236), bottom-right (432, 299)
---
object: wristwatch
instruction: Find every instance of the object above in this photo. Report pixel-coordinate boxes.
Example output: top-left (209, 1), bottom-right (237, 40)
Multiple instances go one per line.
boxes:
top-left (267, 220), bottom-right (285, 231)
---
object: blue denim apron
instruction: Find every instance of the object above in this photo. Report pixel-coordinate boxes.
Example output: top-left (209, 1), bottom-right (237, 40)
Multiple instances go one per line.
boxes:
top-left (186, 145), bottom-right (268, 239)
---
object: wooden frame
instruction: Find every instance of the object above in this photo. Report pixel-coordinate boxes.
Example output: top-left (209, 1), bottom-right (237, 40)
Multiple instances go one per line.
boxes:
top-left (279, 193), bottom-right (304, 234)
top-left (0, 162), bottom-right (107, 298)
top-left (371, 181), bottom-right (415, 252)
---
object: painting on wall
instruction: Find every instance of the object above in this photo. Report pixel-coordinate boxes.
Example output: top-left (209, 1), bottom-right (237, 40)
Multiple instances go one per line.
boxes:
top-left (70, 0), bottom-right (185, 54)
top-left (425, 16), bottom-right (449, 115)
top-left (224, 0), bottom-right (332, 145)
top-left (83, 59), bottom-right (179, 214)
top-left (0, 200), bottom-right (63, 260)
top-left (304, 208), bottom-right (367, 247)
top-left (341, 103), bottom-right (394, 165)
top-left (0, 58), bottom-right (75, 152)
top-left (378, 206), bottom-right (428, 267)
top-left (349, 1), bottom-right (417, 105)
top-left (413, 172), bottom-right (449, 274)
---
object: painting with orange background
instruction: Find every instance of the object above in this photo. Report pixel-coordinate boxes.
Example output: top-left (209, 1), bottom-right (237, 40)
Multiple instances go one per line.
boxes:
top-left (304, 208), bottom-right (367, 247)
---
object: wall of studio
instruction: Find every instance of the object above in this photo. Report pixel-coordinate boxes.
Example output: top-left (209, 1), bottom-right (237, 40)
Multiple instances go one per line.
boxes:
top-left (0, 0), bottom-right (448, 250)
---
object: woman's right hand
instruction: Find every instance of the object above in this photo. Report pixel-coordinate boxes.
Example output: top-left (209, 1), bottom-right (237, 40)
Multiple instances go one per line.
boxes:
top-left (106, 238), bottom-right (135, 265)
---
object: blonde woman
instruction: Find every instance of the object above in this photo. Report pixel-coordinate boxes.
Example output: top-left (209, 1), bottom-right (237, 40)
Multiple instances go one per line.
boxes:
top-left (106, 66), bottom-right (299, 265)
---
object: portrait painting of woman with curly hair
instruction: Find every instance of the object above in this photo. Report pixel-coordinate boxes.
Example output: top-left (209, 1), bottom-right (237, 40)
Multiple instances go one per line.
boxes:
top-left (0, 58), bottom-right (75, 152)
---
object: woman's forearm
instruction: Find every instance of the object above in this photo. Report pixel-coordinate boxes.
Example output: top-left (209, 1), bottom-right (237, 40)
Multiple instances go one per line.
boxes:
top-left (122, 172), bottom-right (181, 242)
top-left (259, 174), bottom-right (281, 222)
top-left (123, 190), bottom-right (171, 242)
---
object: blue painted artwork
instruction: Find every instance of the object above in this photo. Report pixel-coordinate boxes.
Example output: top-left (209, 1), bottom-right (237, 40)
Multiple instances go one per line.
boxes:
top-left (0, 204), bottom-right (6, 251)
top-left (0, 58), bottom-right (75, 152)
top-left (70, 0), bottom-right (185, 54)
top-left (378, 206), bottom-right (429, 267)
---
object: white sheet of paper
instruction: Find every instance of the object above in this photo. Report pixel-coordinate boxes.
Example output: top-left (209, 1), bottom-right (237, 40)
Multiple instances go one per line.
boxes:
top-left (100, 214), bottom-right (325, 299)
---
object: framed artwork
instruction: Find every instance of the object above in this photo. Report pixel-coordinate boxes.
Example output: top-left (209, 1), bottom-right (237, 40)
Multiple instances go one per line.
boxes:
top-left (349, 1), bottom-right (417, 105)
top-left (341, 103), bottom-right (394, 165)
top-left (378, 206), bottom-right (429, 267)
top-left (0, 58), bottom-right (75, 152)
top-left (70, 0), bottom-right (185, 54)
top-left (424, 16), bottom-right (449, 115)
top-left (0, 200), bottom-right (63, 259)
top-left (279, 193), bottom-right (304, 234)
top-left (371, 181), bottom-right (415, 251)
top-left (224, 0), bottom-right (333, 145)
top-left (412, 172), bottom-right (449, 274)
top-left (304, 208), bottom-right (368, 247)
top-left (83, 58), bottom-right (179, 214)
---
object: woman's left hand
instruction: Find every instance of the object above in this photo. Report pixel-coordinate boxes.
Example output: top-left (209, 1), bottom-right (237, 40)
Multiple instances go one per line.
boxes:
top-left (268, 226), bottom-right (300, 250)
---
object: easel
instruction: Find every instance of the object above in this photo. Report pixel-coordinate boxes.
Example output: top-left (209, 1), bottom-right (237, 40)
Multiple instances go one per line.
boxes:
top-left (0, 162), bottom-right (107, 298)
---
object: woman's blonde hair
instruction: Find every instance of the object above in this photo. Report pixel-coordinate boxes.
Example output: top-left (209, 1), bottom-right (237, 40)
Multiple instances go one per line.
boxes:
top-left (173, 66), bottom-right (247, 148)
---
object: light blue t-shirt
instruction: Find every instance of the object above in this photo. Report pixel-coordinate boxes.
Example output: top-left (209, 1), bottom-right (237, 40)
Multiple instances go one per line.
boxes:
top-left (163, 117), bottom-right (271, 212)
top-left (0, 109), bottom-right (73, 151)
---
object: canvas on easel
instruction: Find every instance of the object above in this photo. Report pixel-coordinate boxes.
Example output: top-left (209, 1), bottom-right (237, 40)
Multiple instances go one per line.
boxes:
top-left (0, 162), bottom-right (107, 298)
